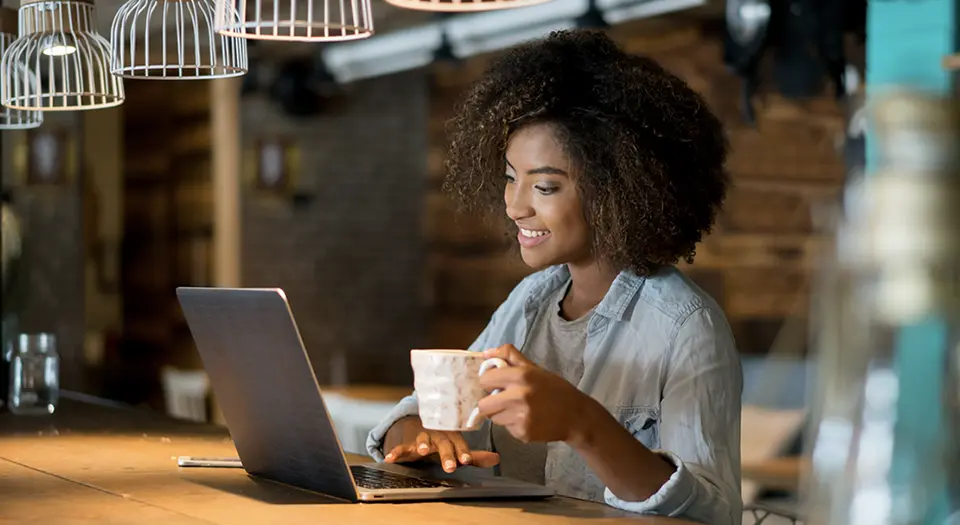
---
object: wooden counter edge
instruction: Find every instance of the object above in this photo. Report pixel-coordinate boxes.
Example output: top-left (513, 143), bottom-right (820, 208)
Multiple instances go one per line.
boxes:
top-left (741, 456), bottom-right (808, 492)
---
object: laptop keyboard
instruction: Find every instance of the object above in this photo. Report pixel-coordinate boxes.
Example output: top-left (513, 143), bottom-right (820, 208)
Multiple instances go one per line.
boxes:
top-left (350, 465), bottom-right (444, 490)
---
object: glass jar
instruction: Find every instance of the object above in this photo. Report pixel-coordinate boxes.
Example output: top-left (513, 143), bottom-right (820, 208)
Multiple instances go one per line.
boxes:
top-left (0, 333), bottom-right (9, 413)
top-left (8, 333), bottom-right (59, 415)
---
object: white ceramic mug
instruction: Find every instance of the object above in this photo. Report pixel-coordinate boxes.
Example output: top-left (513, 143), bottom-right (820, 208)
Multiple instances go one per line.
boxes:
top-left (410, 349), bottom-right (509, 432)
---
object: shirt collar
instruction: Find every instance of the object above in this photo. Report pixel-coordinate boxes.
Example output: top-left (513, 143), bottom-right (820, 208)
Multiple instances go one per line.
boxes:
top-left (524, 265), bottom-right (645, 322)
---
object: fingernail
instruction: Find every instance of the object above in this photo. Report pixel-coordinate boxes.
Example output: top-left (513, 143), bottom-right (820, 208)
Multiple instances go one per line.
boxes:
top-left (460, 454), bottom-right (472, 465)
top-left (444, 460), bottom-right (456, 472)
top-left (384, 453), bottom-right (394, 461)
top-left (418, 444), bottom-right (430, 455)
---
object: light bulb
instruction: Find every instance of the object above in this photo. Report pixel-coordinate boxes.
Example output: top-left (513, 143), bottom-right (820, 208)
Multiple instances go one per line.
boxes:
top-left (40, 34), bottom-right (76, 56)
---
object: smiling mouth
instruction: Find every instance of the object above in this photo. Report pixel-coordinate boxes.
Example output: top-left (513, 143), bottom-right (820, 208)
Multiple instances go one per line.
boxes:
top-left (517, 228), bottom-right (551, 248)
top-left (519, 228), bottom-right (550, 238)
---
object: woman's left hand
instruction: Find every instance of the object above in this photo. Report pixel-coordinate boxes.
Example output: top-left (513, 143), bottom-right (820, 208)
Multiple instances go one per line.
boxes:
top-left (477, 344), bottom-right (594, 444)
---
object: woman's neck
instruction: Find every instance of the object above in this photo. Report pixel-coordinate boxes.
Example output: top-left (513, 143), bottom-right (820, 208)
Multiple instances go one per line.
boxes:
top-left (560, 260), bottom-right (619, 320)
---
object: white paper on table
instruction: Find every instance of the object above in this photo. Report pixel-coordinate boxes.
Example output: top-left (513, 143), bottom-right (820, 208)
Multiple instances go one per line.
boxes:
top-left (740, 404), bottom-right (807, 505)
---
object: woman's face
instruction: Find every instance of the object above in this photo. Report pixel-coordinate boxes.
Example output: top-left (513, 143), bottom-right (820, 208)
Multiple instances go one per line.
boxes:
top-left (504, 122), bottom-right (593, 270)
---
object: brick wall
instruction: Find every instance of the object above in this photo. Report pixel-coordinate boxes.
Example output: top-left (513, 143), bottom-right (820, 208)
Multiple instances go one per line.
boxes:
top-left (240, 70), bottom-right (428, 386)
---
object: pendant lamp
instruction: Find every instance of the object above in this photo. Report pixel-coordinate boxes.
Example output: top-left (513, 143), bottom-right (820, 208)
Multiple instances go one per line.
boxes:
top-left (110, 0), bottom-right (248, 79)
top-left (0, 0), bottom-right (124, 111)
top-left (213, 0), bottom-right (373, 42)
top-left (0, 7), bottom-right (42, 128)
top-left (382, 0), bottom-right (554, 12)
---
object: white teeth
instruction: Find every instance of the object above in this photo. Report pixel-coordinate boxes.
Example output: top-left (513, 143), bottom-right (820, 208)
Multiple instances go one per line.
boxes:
top-left (520, 228), bottom-right (550, 238)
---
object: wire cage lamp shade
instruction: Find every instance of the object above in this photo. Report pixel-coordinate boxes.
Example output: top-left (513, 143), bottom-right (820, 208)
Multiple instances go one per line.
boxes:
top-left (110, 0), bottom-right (248, 79)
top-left (0, 8), bottom-right (42, 128)
top-left (1, 0), bottom-right (124, 111)
top-left (382, 0), bottom-right (555, 11)
top-left (213, 0), bottom-right (374, 42)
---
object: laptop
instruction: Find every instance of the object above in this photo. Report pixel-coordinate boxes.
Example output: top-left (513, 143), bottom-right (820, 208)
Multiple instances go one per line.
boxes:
top-left (175, 286), bottom-right (554, 502)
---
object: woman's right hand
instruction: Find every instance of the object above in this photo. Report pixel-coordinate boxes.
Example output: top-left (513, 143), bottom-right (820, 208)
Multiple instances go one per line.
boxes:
top-left (383, 417), bottom-right (500, 473)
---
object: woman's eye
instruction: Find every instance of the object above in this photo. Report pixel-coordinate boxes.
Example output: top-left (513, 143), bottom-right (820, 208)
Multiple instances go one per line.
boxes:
top-left (503, 173), bottom-right (516, 183)
top-left (536, 185), bottom-right (558, 195)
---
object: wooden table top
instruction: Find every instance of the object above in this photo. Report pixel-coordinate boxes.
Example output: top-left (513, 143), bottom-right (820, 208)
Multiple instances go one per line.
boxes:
top-left (741, 456), bottom-right (807, 493)
top-left (1, 393), bottom-right (698, 525)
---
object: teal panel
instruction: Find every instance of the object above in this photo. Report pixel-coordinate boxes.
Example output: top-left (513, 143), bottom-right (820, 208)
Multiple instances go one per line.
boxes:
top-left (865, 2), bottom-right (955, 524)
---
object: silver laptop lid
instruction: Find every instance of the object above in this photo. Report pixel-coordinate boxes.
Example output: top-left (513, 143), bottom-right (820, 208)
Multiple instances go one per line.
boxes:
top-left (176, 287), bottom-right (359, 501)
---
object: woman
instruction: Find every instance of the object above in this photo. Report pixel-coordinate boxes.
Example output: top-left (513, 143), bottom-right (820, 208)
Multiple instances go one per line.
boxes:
top-left (366, 29), bottom-right (742, 525)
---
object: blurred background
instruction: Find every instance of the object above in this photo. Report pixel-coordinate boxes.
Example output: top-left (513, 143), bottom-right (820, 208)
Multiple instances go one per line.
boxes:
top-left (0, 0), bottom-right (861, 407)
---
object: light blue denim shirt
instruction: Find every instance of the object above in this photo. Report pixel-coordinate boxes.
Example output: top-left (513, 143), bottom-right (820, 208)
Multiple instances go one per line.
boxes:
top-left (366, 264), bottom-right (743, 525)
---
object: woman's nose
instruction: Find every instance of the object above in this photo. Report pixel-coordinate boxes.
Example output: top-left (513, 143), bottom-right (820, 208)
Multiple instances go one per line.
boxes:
top-left (505, 184), bottom-right (533, 221)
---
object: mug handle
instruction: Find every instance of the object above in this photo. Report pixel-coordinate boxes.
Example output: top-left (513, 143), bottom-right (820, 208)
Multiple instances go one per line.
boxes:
top-left (464, 357), bottom-right (509, 430)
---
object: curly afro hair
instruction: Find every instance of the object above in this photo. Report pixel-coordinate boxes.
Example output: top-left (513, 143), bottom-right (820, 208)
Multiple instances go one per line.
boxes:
top-left (443, 29), bottom-right (729, 277)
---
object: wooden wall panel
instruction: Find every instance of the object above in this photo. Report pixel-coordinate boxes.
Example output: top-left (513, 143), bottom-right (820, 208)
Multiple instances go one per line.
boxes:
top-left (681, 234), bottom-right (828, 271)
top-left (723, 269), bottom-right (810, 319)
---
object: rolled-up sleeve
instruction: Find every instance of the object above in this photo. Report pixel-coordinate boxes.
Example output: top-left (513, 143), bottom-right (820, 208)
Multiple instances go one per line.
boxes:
top-left (365, 391), bottom-right (420, 461)
top-left (604, 307), bottom-right (743, 525)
